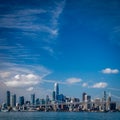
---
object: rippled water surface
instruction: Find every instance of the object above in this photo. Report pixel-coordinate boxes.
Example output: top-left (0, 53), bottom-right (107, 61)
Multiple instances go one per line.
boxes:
top-left (0, 112), bottom-right (120, 120)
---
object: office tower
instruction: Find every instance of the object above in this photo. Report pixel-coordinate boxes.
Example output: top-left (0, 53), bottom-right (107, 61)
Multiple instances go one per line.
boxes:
top-left (108, 92), bottom-right (111, 103)
top-left (40, 99), bottom-right (45, 105)
top-left (103, 91), bottom-right (107, 111)
top-left (36, 98), bottom-right (40, 105)
top-left (46, 95), bottom-right (50, 104)
top-left (52, 91), bottom-right (55, 101)
top-left (31, 94), bottom-right (35, 105)
top-left (82, 92), bottom-right (86, 102)
top-left (110, 102), bottom-right (116, 111)
top-left (6, 91), bottom-right (10, 107)
top-left (57, 94), bottom-right (65, 102)
top-left (54, 83), bottom-right (59, 101)
top-left (19, 96), bottom-right (24, 106)
top-left (85, 94), bottom-right (91, 102)
top-left (11, 94), bottom-right (16, 107)
top-left (84, 94), bottom-right (91, 110)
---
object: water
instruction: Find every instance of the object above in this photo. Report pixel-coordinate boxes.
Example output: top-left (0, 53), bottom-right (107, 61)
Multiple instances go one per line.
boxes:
top-left (0, 112), bottom-right (120, 120)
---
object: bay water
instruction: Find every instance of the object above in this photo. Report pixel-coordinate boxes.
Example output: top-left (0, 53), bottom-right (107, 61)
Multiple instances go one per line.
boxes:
top-left (0, 112), bottom-right (120, 120)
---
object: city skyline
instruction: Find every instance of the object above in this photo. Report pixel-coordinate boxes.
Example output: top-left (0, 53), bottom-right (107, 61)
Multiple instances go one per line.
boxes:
top-left (0, 0), bottom-right (120, 103)
top-left (1, 86), bottom-right (117, 112)
top-left (0, 83), bottom-right (117, 105)
top-left (1, 83), bottom-right (114, 104)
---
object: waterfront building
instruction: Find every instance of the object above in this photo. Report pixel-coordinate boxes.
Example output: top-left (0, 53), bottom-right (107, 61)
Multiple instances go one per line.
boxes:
top-left (94, 98), bottom-right (101, 109)
top-left (25, 101), bottom-right (30, 105)
top-left (6, 91), bottom-right (10, 107)
top-left (2, 103), bottom-right (7, 109)
top-left (46, 95), bottom-right (50, 104)
top-left (83, 94), bottom-right (91, 110)
top-left (54, 83), bottom-right (59, 101)
top-left (107, 92), bottom-right (111, 110)
top-left (85, 95), bottom-right (91, 102)
top-left (31, 94), bottom-right (35, 105)
top-left (82, 92), bottom-right (86, 102)
top-left (19, 96), bottom-right (24, 106)
top-left (102, 91), bottom-right (107, 111)
top-left (36, 98), bottom-right (40, 105)
top-left (65, 97), bottom-right (71, 103)
top-left (110, 102), bottom-right (116, 111)
top-left (11, 94), bottom-right (16, 107)
top-left (40, 98), bottom-right (45, 105)
top-left (52, 91), bottom-right (55, 101)
top-left (57, 94), bottom-right (65, 102)
top-left (70, 98), bottom-right (80, 103)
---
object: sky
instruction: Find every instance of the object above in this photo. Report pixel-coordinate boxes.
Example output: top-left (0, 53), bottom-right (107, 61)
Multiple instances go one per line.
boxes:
top-left (0, 0), bottom-right (120, 103)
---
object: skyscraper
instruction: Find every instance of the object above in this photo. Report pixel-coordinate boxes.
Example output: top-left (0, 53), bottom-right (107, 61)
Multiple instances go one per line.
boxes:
top-left (82, 92), bottom-right (86, 102)
top-left (31, 94), bottom-right (35, 105)
top-left (54, 83), bottom-right (59, 101)
top-left (6, 91), bottom-right (10, 107)
top-left (11, 94), bottom-right (16, 107)
top-left (52, 91), bottom-right (55, 101)
top-left (103, 91), bottom-right (107, 111)
top-left (19, 96), bottom-right (24, 106)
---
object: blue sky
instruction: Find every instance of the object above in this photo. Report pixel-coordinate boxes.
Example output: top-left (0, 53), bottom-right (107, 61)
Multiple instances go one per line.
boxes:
top-left (0, 0), bottom-right (120, 102)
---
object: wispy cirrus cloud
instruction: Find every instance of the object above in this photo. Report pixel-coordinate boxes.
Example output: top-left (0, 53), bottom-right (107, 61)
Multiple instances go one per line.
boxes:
top-left (0, 0), bottom-right (65, 37)
top-left (110, 26), bottom-right (120, 46)
top-left (0, 0), bottom-right (66, 63)
top-left (108, 87), bottom-right (120, 91)
top-left (101, 68), bottom-right (119, 74)
top-left (42, 46), bottom-right (54, 54)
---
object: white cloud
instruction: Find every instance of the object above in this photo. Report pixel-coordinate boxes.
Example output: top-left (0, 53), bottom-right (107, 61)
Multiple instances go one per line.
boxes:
top-left (0, 62), bottom-right (51, 88)
top-left (101, 68), bottom-right (119, 74)
top-left (92, 82), bottom-right (108, 88)
top-left (4, 73), bottom-right (40, 87)
top-left (0, 72), bottom-right (11, 78)
top-left (82, 83), bottom-right (88, 87)
top-left (14, 74), bottom-right (20, 79)
top-left (66, 77), bottom-right (82, 84)
top-left (26, 87), bottom-right (34, 91)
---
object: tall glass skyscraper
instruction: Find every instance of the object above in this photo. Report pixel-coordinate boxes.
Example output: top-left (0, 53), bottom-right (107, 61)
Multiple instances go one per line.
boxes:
top-left (52, 91), bottom-right (55, 101)
top-left (6, 91), bottom-right (10, 107)
top-left (19, 96), bottom-right (24, 106)
top-left (11, 94), bottom-right (16, 107)
top-left (82, 92), bottom-right (86, 102)
top-left (31, 94), bottom-right (35, 105)
top-left (54, 83), bottom-right (59, 101)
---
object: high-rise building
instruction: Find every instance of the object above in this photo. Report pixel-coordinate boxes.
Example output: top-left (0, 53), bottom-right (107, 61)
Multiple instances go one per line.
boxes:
top-left (52, 91), bottom-right (55, 101)
top-left (46, 95), bottom-right (50, 104)
top-left (82, 92), bottom-right (86, 102)
top-left (54, 83), bottom-right (59, 101)
top-left (102, 91), bottom-right (107, 111)
top-left (6, 91), bottom-right (10, 107)
top-left (108, 92), bottom-right (111, 103)
top-left (19, 96), bottom-right (24, 106)
top-left (36, 98), bottom-right (40, 105)
top-left (84, 94), bottom-right (91, 102)
top-left (31, 94), bottom-right (35, 105)
top-left (11, 94), bottom-right (16, 107)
